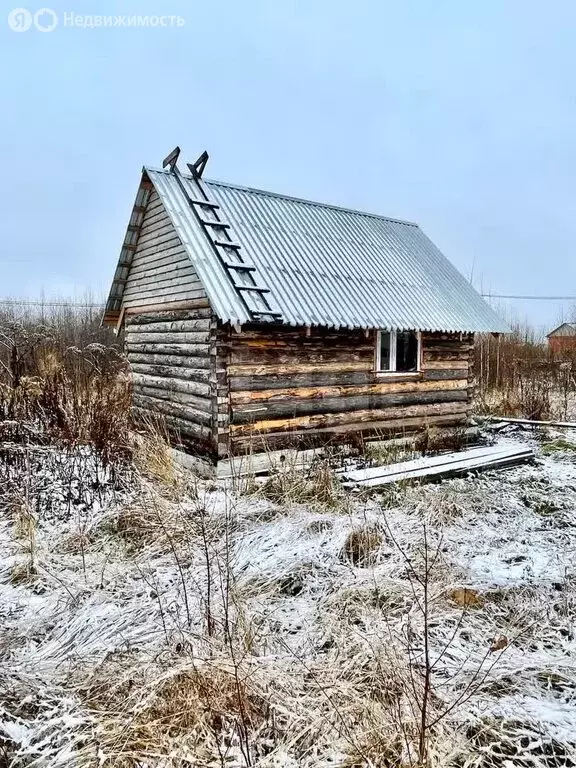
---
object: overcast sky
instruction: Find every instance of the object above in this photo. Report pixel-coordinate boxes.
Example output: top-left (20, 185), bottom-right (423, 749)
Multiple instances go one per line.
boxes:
top-left (1, 0), bottom-right (575, 332)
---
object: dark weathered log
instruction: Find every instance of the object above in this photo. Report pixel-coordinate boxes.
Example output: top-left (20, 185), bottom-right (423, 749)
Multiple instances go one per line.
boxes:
top-left (423, 343), bottom-right (472, 354)
top-left (422, 332), bottom-right (472, 343)
top-left (229, 346), bottom-right (373, 366)
top-left (422, 350), bottom-right (470, 363)
top-left (234, 325), bottom-right (371, 343)
top-left (231, 390), bottom-right (468, 424)
top-left (126, 308), bottom-right (213, 325)
top-left (423, 369), bottom-right (469, 381)
top-left (228, 372), bottom-right (376, 391)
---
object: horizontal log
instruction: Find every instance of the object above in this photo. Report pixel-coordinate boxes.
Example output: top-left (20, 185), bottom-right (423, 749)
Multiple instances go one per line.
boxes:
top-left (423, 369), bottom-right (469, 381)
top-left (130, 247), bottom-right (191, 274)
top-left (125, 272), bottom-right (197, 296)
top-left (422, 332), bottom-right (471, 342)
top-left (231, 390), bottom-right (469, 423)
top-left (229, 402), bottom-right (469, 436)
top-left (231, 333), bottom-right (372, 349)
top-left (126, 342), bottom-right (210, 357)
top-left (229, 346), bottom-right (373, 366)
top-left (122, 293), bottom-right (207, 313)
top-left (229, 377), bottom-right (468, 405)
top-left (142, 195), bottom-right (164, 213)
top-left (230, 413), bottom-right (468, 453)
top-left (228, 371), bottom-right (375, 391)
top-left (227, 369), bottom-right (467, 391)
top-left (124, 319), bottom-right (211, 334)
top-left (126, 308), bottom-right (213, 325)
top-left (125, 263), bottom-right (199, 289)
top-left (232, 323), bottom-right (370, 337)
top-left (123, 284), bottom-right (206, 302)
top-left (131, 372), bottom-right (211, 399)
top-left (127, 352), bottom-right (211, 369)
top-left (423, 344), bottom-right (472, 354)
top-left (133, 393), bottom-right (212, 427)
top-left (133, 234), bottom-right (182, 257)
top-left (422, 350), bottom-right (470, 363)
top-left (132, 406), bottom-right (213, 445)
top-left (136, 221), bottom-right (178, 247)
top-left (125, 331), bottom-right (210, 345)
top-left (134, 384), bottom-right (212, 414)
top-left (228, 362), bottom-right (373, 377)
top-left (124, 299), bottom-right (212, 316)
top-left (130, 363), bottom-right (210, 386)
top-left (424, 360), bottom-right (470, 371)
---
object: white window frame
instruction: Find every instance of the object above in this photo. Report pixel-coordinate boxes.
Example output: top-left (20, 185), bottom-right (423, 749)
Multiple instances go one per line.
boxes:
top-left (375, 329), bottom-right (421, 374)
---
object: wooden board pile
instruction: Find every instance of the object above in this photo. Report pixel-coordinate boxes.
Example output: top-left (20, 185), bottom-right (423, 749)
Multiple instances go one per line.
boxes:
top-left (338, 443), bottom-right (535, 488)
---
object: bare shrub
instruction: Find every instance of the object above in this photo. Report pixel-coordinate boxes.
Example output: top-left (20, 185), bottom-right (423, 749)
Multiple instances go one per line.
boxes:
top-left (475, 322), bottom-right (576, 420)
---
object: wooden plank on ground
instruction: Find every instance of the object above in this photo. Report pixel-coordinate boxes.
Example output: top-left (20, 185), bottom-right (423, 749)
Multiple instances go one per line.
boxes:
top-left (483, 416), bottom-right (576, 429)
top-left (340, 444), bottom-right (534, 488)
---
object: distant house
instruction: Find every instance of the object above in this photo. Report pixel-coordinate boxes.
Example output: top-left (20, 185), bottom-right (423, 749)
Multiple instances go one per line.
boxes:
top-left (103, 147), bottom-right (505, 463)
top-left (547, 323), bottom-right (576, 356)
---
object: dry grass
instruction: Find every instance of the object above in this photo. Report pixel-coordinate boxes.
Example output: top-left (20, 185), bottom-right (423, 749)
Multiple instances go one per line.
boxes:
top-left (78, 659), bottom-right (272, 765)
top-left (0, 301), bottom-right (131, 461)
top-left (255, 458), bottom-right (345, 508)
top-left (341, 526), bottom-right (385, 566)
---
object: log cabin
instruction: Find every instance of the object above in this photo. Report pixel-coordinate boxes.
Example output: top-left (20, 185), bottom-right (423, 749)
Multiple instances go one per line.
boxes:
top-left (103, 147), bottom-right (505, 467)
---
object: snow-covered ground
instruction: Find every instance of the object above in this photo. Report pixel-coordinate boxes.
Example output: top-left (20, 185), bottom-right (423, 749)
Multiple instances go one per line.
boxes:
top-left (1, 429), bottom-right (576, 766)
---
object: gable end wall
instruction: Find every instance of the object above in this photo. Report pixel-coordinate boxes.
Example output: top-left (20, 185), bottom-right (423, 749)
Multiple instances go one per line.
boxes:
top-left (121, 189), bottom-right (206, 311)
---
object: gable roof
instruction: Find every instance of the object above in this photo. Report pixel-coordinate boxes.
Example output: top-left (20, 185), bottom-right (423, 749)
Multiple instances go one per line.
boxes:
top-left (106, 163), bottom-right (506, 333)
top-left (547, 322), bottom-right (576, 337)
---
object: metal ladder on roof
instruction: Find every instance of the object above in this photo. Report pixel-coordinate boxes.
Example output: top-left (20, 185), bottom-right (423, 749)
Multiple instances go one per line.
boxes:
top-left (162, 147), bottom-right (282, 322)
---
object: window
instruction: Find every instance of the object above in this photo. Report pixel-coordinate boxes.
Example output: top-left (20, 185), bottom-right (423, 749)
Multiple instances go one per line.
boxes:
top-left (376, 330), bottom-right (420, 373)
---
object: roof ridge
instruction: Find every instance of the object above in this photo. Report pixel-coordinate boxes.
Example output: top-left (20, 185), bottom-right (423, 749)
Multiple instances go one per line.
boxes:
top-left (144, 166), bottom-right (417, 227)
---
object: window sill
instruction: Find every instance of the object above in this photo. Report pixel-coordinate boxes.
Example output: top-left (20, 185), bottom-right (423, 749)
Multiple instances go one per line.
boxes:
top-left (374, 370), bottom-right (422, 380)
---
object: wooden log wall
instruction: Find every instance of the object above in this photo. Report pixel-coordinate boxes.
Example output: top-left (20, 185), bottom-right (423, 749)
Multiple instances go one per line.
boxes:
top-left (218, 324), bottom-right (474, 454)
top-left (125, 305), bottom-right (218, 456)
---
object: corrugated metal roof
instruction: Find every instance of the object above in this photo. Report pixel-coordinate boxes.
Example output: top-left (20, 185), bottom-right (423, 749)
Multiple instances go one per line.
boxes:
top-left (144, 166), bottom-right (506, 333)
